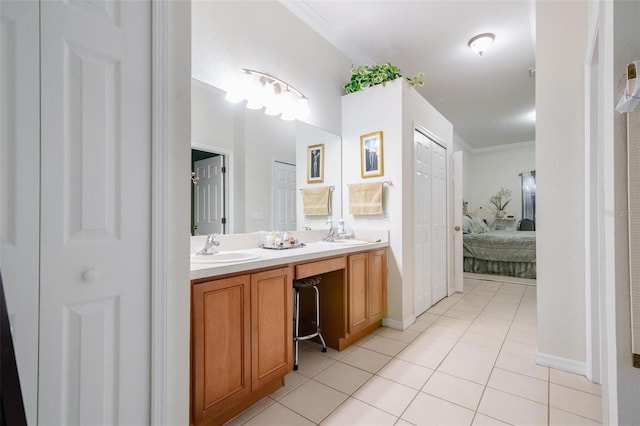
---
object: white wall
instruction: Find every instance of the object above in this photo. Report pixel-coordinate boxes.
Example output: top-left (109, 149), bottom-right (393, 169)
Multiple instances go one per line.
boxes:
top-left (452, 132), bottom-right (473, 204)
top-left (295, 122), bottom-right (343, 229)
top-left (341, 79), bottom-right (453, 326)
top-left (191, 0), bottom-right (352, 136)
top-left (166, 2), bottom-right (191, 424)
top-left (536, 1), bottom-right (588, 368)
top-left (468, 143), bottom-right (536, 225)
top-left (243, 110), bottom-right (295, 232)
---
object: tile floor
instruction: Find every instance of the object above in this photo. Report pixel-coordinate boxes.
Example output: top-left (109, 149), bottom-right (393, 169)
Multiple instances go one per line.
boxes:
top-left (225, 277), bottom-right (603, 426)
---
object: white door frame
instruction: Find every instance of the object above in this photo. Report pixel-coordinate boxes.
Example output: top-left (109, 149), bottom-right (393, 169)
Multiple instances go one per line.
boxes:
top-left (584, 10), bottom-right (602, 385)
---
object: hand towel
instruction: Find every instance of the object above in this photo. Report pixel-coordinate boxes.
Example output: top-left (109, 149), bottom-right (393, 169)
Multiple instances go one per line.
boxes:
top-left (349, 181), bottom-right (383, 215)
top-left (302, 186), bottom-right (332, 216)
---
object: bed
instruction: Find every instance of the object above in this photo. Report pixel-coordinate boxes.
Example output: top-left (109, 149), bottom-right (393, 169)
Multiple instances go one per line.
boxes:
top-left (462, 216), bottom-right (536, 279)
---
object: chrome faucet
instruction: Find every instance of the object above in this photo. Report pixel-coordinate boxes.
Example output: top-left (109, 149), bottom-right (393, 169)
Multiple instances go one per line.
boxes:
top-left (323, 218), bottom-right (336, 242)
top-left (196, 233), bottom-right (220, 255)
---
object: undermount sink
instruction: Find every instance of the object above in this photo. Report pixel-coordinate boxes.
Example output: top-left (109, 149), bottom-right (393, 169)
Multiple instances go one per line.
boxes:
top-left (190, 251), bottom-right (262, 264)
top-left (322, 239), bottom-right (373, 246)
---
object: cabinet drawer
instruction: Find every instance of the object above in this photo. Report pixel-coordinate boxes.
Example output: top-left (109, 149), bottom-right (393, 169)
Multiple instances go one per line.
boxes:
top-left (296, 256), bottom-right (346, 279)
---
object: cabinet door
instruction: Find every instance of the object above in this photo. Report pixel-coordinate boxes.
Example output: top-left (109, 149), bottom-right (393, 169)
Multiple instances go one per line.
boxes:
top-left (251, 267), bottom-right (293, 392)
top-left (368, 249), bottom-right (387, 322)
top-left (348, 253), bottom-right (369, 334)
top-left (192, 275), bottom-right (251, 424)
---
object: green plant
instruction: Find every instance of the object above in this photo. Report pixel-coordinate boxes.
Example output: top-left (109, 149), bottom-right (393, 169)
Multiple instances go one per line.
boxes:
top-left (343, 63), bottom-right (425, 94)
top-left (489, 188), bottom-right (512, 211)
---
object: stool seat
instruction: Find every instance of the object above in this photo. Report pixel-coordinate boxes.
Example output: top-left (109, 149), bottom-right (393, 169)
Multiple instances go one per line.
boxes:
top-left (293, 274), bottom-right (326, 370)
top-left (294, 276), bottom-right (322, 288)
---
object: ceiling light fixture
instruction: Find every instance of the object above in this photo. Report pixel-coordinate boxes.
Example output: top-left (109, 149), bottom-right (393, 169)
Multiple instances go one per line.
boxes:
top-left (468, 33), bottom-right (495, 56)
top-left (225, 69), bottom-right (310, 121)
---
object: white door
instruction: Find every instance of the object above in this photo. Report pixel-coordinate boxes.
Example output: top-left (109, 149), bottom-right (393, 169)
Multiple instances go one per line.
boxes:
top-left (273, 161), bottom-right (296, 231)
top-left (0, 1), bottom-right (40, 423)
top-left (194, 155), bottom-right (225, 235)
top-left (414, 130), bottom-right (432, 316)
top-left (432, 142), bottom-right (448, 304)
top-left (39, 1), bottom-right (151, 424)
top-left (453, 151), bottom-right (464, 293)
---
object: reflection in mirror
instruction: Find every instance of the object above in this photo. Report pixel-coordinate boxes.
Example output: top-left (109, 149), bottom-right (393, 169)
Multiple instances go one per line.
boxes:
top-left (191, 79), bottom-right (342, 235)
top-left (521, 170), bottom-right (536, 221)
top-left (191, 149), bottom-right (227, 236)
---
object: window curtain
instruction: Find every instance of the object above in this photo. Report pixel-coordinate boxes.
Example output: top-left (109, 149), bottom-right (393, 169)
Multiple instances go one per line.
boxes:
top-left (521, 170), bottom-right (536, 220)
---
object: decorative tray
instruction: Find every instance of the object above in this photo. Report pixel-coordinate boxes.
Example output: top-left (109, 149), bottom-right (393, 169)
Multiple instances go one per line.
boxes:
top-left (260, 242), bottom-right (306, 250)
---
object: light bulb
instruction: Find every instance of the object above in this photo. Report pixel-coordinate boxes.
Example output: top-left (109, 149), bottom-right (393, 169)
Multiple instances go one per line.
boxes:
top-left (280, 89), bottom-right (296, 121)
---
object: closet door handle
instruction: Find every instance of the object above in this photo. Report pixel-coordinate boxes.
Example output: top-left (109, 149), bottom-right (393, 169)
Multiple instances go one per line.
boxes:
top-left (454, 226), bottom-right (461, 231)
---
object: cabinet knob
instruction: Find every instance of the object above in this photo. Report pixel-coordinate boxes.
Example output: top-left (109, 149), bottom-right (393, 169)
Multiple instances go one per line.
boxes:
top-left (82, 268), bottom-right (98, 284)
top-left (454, 226), bottom-right (461, 231)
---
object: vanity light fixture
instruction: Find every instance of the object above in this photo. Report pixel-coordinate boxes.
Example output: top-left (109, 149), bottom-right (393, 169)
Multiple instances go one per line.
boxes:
top-left (468, 33), bottom-right (495, 56)
top-left (225, 68), bottom-right (310, 121)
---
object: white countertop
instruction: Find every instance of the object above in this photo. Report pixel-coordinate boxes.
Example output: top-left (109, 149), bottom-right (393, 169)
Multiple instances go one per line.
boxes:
top-left (190, 230), bottom-right (389, 281)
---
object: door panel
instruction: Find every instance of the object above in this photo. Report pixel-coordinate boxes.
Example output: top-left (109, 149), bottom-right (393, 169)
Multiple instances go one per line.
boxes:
top-left (273, 162), bottom-right (296, 231)
top-left (432, 142), bottom-right (448, 304)
top-left (368, 249), bottom-right (387, 322)
top-left (251, 267), bottom-right (293, 391)
top-left (39, 0), bottom-right (151, 423)
top-left (348, 253), bottom-right (368, 334)
top-left (195, 155), bottom-right (224, 235)
top-left (192, 276), bottom-right (251, 423)
top-left (414, 130), bottom-right (432, 316)
top-left (453, 151), bottom-right (464, 293)
top-left (0, 1), bottom-right (40, 423)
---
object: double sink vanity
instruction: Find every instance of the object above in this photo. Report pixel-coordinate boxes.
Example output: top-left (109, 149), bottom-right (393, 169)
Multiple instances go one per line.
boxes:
top-left (189, 230), bottom-right (389, 425)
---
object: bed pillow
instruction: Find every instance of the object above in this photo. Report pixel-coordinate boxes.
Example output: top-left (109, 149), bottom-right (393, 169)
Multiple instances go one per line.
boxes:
top-left (462, 215), bottom-right (474, 233)
top-left (469, 215), bottom-right (490, 233)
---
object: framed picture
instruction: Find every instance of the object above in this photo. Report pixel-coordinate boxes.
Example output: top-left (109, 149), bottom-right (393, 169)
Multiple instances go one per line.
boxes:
top-left (360, 131), bottom-right (384, 178)
top-left (307, 144), bottom-right (324, 183)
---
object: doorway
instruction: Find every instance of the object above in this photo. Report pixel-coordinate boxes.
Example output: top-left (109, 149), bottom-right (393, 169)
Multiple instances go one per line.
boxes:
top-left (191, 149), bottom-right (228, 235)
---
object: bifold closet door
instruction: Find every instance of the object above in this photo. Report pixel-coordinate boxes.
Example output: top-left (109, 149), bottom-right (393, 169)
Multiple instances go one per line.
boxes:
top-left (0, 1), bottom-right (41, 423)
top-left (414, 130), bottom-right (448, 316)
top-left (414, 130), bottom-right (433, 316)
top-left (39, 1), bottom-right (152, 424)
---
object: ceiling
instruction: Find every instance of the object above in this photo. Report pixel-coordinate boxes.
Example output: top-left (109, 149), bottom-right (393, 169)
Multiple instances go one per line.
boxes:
top-left (281, 0), bottom-right (536, 150)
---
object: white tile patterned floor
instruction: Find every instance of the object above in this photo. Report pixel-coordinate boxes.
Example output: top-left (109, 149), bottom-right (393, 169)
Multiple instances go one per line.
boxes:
top-left (225, 277), bottom-right (603, 425)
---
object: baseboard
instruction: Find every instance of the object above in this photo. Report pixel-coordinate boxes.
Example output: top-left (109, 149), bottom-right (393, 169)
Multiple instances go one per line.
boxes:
top-left (536, 352), bottom-right (587, 376)
top-left (464, 272), bottom-right (537, 286)
top-left (382, 315), bottom-right (416, 331)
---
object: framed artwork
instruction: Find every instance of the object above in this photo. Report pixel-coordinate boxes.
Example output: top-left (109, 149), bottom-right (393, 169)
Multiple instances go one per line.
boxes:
top-left (307, 144), bottom-right (324, 183)
top-left (360, 131), bottom-right (384, 178)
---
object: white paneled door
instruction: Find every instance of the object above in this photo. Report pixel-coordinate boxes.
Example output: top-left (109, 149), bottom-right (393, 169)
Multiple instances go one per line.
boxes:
top-left (0, 1), bottom-right (40, 423)
top-left (273, 161), bottom-right (297, 231)
top-left (414, 131), bottom-right (432, 316)
top-left (38, 0), bottom-right (151, 424)
top-left (414, 130), bottom-right (448, 316)
top-left (194, 155), bottom-right (225, 235)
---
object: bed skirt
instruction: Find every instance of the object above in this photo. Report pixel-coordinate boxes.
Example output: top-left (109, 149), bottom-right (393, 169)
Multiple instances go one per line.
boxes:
top-left (464, 257), bottom-right (536, 279)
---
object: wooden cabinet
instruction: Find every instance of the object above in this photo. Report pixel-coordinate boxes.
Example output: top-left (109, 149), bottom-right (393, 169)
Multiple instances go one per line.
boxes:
top-left (190, 248), bottom-right (387, 423)
top-left (191, 267), bottom-right (293, 425)
top-left (191, 275), bottom-right (251, 425)
top-left (347, 249), bottom-right (387, 336)
top-left (250, 268), bottom-right (293, 392)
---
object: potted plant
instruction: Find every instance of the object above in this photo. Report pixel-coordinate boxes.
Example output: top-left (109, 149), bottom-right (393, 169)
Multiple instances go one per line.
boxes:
top-left (489, 188), bottom-right (512, 217)
top-left (343, 63), bottom-right (424, 94)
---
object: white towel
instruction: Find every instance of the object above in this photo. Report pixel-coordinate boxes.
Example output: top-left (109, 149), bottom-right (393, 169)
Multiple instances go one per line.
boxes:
top-left (348, 182), bottom-right (383, 215)
top-left (302, 186), bottom-right (332, 216)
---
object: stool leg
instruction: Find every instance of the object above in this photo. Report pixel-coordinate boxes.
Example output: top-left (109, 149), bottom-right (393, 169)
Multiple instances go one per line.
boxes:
top-left (313, 285), bottom-right (327, 352)
top-left (293, 288), bottom-right (300, 370)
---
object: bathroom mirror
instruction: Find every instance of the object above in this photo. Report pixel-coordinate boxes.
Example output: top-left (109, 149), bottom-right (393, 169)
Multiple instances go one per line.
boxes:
top-left (191, 80), bottom-right (342, 235)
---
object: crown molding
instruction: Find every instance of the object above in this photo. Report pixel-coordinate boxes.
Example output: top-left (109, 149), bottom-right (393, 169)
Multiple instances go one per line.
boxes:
top-left (279, 1), bottom-right (374, 65)
top-left (472, 140), bottom-right (536, 154)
